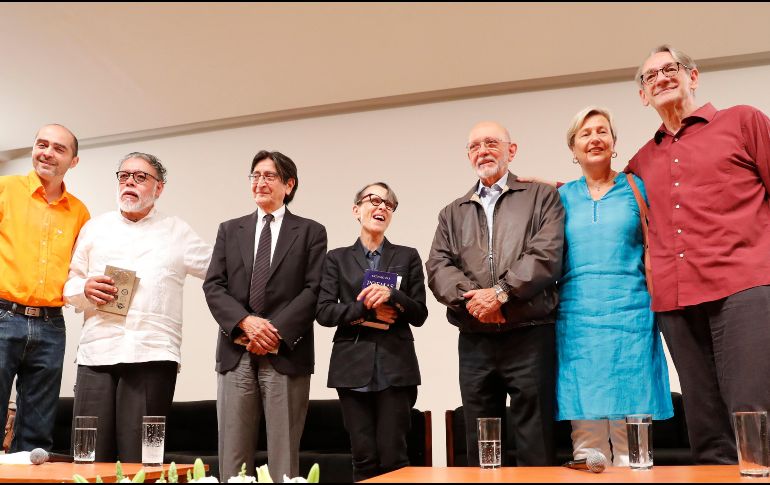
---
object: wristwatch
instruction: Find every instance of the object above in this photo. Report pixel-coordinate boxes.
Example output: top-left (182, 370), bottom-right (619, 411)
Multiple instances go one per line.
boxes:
top-left (493, 284), bottom-right (509, 304)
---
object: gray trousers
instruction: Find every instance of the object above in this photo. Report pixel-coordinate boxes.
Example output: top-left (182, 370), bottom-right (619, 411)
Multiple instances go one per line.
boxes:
top-left (217, 352), bottom-right (310, 481)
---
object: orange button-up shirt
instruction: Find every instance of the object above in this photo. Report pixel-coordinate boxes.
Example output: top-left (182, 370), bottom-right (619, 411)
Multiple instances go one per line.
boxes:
top-left (0, 170), bottom-right (90, 307)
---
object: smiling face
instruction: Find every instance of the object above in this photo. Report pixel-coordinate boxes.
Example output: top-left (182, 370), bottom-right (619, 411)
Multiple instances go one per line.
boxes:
top-left (353, 184), bottom-right (394, 237)
top-left (116, 157), bottom-right (163, 217)
top-left (250, 158), bottom-right (295, 213)
top-left (639, 51), bottom-right (698, 113)
top-left (467, 122), bottom-right (517, 184)
top-left (572, 114), bottom-right (615, 169)
top-left (31, 125), bottom-right (79, 183)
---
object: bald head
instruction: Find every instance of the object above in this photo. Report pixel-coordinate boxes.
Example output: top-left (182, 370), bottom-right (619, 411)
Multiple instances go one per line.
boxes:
top-left (35, 124), bottom-right (78, 156)
top-left (467, 121), bottom-right (511, 144)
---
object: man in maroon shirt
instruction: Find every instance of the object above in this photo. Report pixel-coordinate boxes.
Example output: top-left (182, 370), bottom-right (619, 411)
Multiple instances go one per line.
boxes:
top-left (627, 44), bottom-right (770, 465)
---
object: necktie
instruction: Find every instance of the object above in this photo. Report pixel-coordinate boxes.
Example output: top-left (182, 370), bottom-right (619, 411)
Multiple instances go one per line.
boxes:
top-left (249, 213), bottom-right (274, 316)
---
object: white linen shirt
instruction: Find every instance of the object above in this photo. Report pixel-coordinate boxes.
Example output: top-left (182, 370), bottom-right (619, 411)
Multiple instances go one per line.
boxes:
top-left (63, 208), bottom-right (212, 366)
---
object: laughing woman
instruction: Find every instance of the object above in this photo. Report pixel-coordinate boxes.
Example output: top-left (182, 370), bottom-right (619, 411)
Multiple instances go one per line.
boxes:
top-left (316, 182), bottom-right (428, 481)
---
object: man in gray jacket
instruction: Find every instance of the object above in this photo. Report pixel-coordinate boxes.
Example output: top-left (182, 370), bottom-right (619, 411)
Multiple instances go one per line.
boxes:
top-left (426, 121), bottom-right (565, 466)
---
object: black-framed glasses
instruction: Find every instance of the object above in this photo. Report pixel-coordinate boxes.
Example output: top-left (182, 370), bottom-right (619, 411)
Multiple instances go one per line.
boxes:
top-left (466, 137), bottom-right (510, 154)
top-left (248, 171), bottom-right (280, 184)
top-left (356, 193), bottom-right (398, 212)
top-left (640, 62), bottom-right (689, 86)
top-left (116, 170), bottom-right (160, 184)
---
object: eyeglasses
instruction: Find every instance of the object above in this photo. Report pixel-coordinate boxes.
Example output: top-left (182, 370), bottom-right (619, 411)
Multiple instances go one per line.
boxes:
top-left (466, 137), bottom-right (510, 154)
top-left (640, 62), bottom-right (689, 86)
top-left (116, 171), bottom-right (160, 184)
top-left (356, 193), bottom-right (398, 212)
top-left (248, 171), bottom-right (280, 184)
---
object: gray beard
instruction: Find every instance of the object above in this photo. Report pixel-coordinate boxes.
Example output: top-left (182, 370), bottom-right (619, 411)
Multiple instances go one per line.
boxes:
top-left (116, 191), bottom-right (155, 213)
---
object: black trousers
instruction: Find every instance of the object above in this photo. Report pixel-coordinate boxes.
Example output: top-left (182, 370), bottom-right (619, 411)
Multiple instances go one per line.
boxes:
top-left (337, 386), bottom-right (417, 482)
top-left (658, 285), bottom-right (770, 465)
top-left (72, 361), bottom-right (178, 462)
top-left (459, 325), bottom-right (556, 467)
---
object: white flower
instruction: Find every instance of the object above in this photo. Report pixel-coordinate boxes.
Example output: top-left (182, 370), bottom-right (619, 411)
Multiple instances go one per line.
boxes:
top-left (282, 476), bottom-right (308, 483)
top-left (227, 475), bottom-right (257, 483)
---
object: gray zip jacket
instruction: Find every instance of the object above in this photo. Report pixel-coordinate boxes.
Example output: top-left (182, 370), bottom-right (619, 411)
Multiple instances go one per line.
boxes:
top-left (426, 172), bottom-right (565, 333)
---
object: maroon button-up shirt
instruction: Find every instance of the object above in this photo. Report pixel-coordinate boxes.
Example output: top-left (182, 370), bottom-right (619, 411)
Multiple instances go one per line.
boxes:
top-left (626, 103), bottom-right (770, 312)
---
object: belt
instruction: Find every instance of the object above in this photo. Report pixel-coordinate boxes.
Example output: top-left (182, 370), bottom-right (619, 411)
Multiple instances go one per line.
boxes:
top-left (0, 298), bottom-right (63, 318)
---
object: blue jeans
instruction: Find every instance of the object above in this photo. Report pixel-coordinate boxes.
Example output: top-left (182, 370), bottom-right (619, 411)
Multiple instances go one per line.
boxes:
top-left (0, 309), bottom-right (66, 451)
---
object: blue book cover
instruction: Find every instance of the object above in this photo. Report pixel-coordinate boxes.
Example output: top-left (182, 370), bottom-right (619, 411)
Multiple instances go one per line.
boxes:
top-left (359, 269), bottom-right (399, 330)
top-left (361, 269), bottom-right (398, 290)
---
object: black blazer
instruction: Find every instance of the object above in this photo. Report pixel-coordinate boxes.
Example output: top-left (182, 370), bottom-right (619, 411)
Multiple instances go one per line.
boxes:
top-left (203, 208), bottom-right (327, 376)
top-left (316, 238), bottom-right (428, 388)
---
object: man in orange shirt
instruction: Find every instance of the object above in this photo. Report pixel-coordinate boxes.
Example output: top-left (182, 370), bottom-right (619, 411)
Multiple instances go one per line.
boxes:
top-left (0, 124), bottom-right (90, 452)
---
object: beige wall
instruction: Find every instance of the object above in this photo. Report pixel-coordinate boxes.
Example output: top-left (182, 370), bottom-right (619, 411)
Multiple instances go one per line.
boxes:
top-left (4, 62), bottom-right (770, 465)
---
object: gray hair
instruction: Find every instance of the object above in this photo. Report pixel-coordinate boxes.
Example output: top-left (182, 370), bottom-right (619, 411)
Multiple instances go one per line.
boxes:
top-left (118, 152), bottom-right (167, 183)
top-left (635, 44), bottom-right (697, 87)
top-left (354, 182), bottom-right (399, 208)
top-left (566, 106), bottom-right (618, 150)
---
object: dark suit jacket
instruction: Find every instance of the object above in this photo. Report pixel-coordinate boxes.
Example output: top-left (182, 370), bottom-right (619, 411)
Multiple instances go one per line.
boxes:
top-left (203, 208), bottom-right (327, 376)
top-left (316, 238), bottom-right (428, 388)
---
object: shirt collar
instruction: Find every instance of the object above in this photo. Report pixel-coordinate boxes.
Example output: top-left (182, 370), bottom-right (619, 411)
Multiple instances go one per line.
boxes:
top-left (363, 240), bottom-right (385, 258)
top-left (258, 204), bottom-right (286, 223)
top-left (476, 172), bottom-right (509, 196)
top-left (654, 103), bottom-right (717, 144)
top-left (27, 170), bottom-right (70, 206)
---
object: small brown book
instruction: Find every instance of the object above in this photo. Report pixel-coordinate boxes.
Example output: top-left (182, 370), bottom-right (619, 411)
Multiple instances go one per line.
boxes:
top-left (97, 265), bottom-right (138, 316)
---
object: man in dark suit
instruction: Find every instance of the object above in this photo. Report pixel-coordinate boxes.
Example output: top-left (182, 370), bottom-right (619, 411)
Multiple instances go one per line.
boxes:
top-left (316, 182), bottom-right (428, 481)
top-left (203, 150), bottom-right (327, 481)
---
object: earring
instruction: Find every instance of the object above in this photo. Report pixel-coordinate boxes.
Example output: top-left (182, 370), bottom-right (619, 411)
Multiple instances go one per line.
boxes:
top-left (572, 157), bottom-right (579, 164)
top-left (612, 151), bottom-right (618, 159)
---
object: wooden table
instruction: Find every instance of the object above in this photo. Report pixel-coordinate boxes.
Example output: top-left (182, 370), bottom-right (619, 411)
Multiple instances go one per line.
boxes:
top-left (0, 462), bottom-right (200, 483)
top-left (362, 466), bottom-right (770, 483)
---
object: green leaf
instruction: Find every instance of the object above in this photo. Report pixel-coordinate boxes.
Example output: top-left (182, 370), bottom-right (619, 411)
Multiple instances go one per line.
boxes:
top-left (193, 458), bottom-right (206, 480)
top-left (131, 469), bottom-right (146, 483)
top-left (239, 463), bottom-right (247, 478)
top-left (156, 469), bottom-right (167, 483)
top-left (186, 469), bottom-right (192, 482)
top-left (72, 474), bottom-right (89, 483)
top-left (116, 461), bottom-right (124, 482)
top-left (169, 462), bottom-right (178, 483)
top-left (306, 463), bottom-right (320, 483)
top-left (96, 476), bottom-right (103, 484)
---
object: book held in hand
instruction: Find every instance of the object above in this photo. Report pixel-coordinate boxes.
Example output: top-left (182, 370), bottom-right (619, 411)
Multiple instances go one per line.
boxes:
top-left (359, 269), bottom-right (399, 330)
top-left (98, 265), bottom-right (139, 316)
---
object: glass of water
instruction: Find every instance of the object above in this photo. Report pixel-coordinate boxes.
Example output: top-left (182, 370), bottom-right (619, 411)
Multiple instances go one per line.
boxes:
top-left (73, 416), bottom-right (98, 464)
top-left (733, 411), bottom-right (769, 477)
top-left (477, 417), bottom-right (501, 469)
top-left (626, 414), bottom-right (653, 470)
top-left (141, 416), bottom-right (166, 467)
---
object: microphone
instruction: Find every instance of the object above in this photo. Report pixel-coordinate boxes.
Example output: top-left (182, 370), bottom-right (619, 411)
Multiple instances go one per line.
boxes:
top-left (30, 448), bottom-right (75, 465)
top-left (562, 449), bottom-right (608, 473)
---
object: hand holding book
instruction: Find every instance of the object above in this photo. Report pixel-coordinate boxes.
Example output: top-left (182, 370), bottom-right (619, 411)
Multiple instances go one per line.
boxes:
top-left (356, 269), bottom-right (400, 330)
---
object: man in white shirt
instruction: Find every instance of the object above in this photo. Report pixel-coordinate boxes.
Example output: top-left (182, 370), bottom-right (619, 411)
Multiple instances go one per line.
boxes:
top-left (63, 152), bottom-right (212, 463)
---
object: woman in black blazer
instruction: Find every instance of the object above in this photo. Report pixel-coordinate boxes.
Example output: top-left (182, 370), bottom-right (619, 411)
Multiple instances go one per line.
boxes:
top-left (316, 182), bottom-right (428, 481)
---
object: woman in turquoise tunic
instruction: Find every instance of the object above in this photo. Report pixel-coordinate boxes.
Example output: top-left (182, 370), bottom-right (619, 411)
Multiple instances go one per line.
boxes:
top-left (556, 106), bottom-right (673, 465)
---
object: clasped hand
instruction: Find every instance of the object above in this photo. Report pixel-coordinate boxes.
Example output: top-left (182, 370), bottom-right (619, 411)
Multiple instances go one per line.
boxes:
top-left (357, 284), bottom-right (397, 324)
top-left (239, 315), bottom-right (280, 355)
top-left (463, 288), bottom-right (505, 324)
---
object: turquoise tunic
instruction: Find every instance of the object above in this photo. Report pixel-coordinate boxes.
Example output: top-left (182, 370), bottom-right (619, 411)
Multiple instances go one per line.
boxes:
top-left (555, 173), bottom-right (673, 420)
